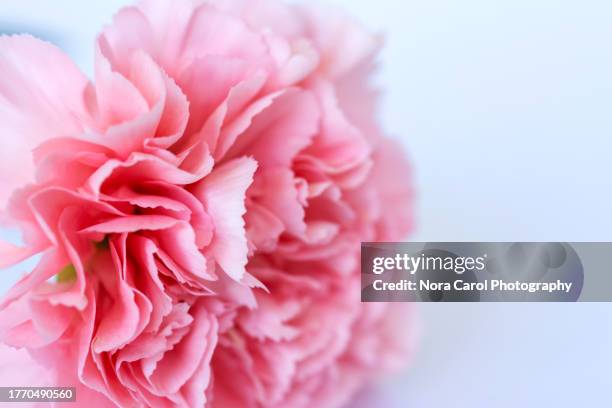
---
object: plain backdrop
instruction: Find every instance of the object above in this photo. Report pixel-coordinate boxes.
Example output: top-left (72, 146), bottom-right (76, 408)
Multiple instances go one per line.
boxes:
top-left (1, 1), bottom-right (612, 407)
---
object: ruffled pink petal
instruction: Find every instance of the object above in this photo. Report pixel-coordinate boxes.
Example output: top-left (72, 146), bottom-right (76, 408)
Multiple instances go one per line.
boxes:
top-left (0, 35), bottom-right (92, 207)
top-left (180, 5), bottom-right (271, 73)
top-left (154, 222), bottom-right (211, 281)
top-left (86, 153), bottom-right (208, 196)
top-left (237, 294), bottom-right (300, 341)
top-left (301, 79), bottom-right (370, 175)
top-left (0, 249), bottom-right (67, 309)
top-left (297, 4), bottom-right (380, 79)
top-left (225, 88), bottom-right (319, 168)
top-left (191, 158), bottom-right (257, 281)
top-left (0, 240), bottom-right (43, 268)
top-left (149, 302), bottom-right (217, 396)
top-left (244, 202), bottom-right (284, 252)
top-left (93, 44), bottom-right (148, 128)
top-left (204, 74), bottom-right (270, 160)
top-left (92, 250), bottom-right (143, 353)
top-left (176, 56), bottom-right (255, 139)
top-left (128, 0), bottom-right (197, 74)
top-left (82, 215), bottom-right (179, 234)
top-left (249, 168), bottom-right (306, 238)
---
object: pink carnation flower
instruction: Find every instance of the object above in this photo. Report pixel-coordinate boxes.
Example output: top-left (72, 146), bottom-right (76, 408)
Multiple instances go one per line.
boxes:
top-left (0, 1), bottom-right (414, 407)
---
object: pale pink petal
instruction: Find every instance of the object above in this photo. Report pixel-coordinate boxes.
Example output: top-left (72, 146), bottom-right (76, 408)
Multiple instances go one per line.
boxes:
top-left (86, 153), bottom-right (207, 196)
top-left (126, 236), bottom-right (172, 332)
top-left (297, 4), bottom-right (380, 79)
top-left (93, 43), bottom-right (148, 128)
top-left (154, 222), bottom-right (211, 280)
top-left (150, 303), bottom-right (217, 395)
top-left (301, 79), bottom-right (370, 174)
top-left (191, 158), bottom-right (257, 281)
top-left (0, 240), bottom-right (44, 268)
top-left (176, 56), bottom-right (254, 138)
top-left (133, 0), bottom-right (198, 73)
top-left (244, 202), bottom-right (284, 252)
top-left (250, 168), bottom-right (306, 238)
top-left (92, 248), bottom-right (142, 353)
top-left (81, 215), bottom-right (178, 234)
top-left (0, 35), bottom-right (91, 207)
top-left (237, 294), bottom-right (300, 341)
top-left (203, 74), bottom-right (269, 159)
top-left (0, 249), bottom-right (67, 309)
top-left (180, 5), bottom-right (271, 72)
top-left (225, 88), bottom-right (319, 168)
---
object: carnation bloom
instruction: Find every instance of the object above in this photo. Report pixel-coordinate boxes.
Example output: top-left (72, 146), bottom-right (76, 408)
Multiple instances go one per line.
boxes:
top-left (0, 1), bottom-right (414, 407)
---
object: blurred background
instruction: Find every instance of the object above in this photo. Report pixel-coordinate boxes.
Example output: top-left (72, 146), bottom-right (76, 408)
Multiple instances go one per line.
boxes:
top-left (1, 0), bottom-right (612, 406)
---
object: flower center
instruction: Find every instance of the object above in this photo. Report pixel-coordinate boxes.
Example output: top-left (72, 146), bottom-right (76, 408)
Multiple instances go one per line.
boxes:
top-left (56, 264), bottom-right (76, 283)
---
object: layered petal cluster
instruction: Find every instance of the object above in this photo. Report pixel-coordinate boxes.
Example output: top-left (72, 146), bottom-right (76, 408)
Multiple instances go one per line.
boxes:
top-left (0, 1), bottom-right (414, 407)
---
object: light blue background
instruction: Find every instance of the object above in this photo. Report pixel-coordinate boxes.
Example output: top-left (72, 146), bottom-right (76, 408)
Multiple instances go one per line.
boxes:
top-left (1, 1), bottom-right (612, 407)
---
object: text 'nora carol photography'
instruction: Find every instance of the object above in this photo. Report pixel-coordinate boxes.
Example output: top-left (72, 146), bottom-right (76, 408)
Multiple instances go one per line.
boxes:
top-left (359, 242), bottom-right (612, 302)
